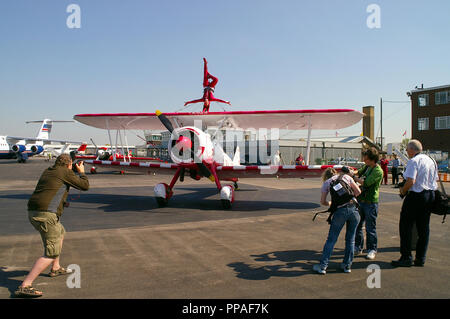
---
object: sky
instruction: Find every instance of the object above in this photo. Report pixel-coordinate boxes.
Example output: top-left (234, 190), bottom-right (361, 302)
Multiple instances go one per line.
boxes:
top-left (1, 0), bottom-right (449, 145)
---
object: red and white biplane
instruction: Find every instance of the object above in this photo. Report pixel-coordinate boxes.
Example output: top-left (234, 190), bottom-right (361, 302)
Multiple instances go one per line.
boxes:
top-left (74, 108), bottom-right (363, 209)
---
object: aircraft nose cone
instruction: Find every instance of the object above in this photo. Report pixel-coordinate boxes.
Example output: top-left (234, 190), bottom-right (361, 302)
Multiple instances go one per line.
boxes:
top-left (175, 136), bottom-right (192, 151)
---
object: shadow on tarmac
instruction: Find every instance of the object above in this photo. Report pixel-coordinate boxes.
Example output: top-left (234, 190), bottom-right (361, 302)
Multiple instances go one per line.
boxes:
top-left (0, 189), bottom-right (321, 212)
top-left (0, 267), bottom-right (30, 297)
top-left (228, 247), bottom-right (399, 280)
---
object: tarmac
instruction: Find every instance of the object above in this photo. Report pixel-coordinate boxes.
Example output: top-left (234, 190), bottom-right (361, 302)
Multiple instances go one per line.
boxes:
top-left (0, 157), bottom-right (449, 299)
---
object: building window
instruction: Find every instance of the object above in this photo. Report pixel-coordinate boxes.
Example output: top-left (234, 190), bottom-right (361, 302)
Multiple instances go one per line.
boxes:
top-left (418, 94), bottom-right (429, 107)
top-left (418, 118), bottom-right (429, 131)
top-left (435, 91), bottom-right (450, 105)
top-left (435, 116), bottom-right (450, 130)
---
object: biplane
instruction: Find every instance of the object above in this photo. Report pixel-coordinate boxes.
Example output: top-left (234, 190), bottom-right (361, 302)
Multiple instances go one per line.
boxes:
top-left (73, 141), bottom-right (163, 168)
top-left (74, 108), bottom-right (363, 208)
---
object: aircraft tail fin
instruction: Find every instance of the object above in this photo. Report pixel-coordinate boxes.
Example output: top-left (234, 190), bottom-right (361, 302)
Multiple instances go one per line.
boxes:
top-left (36, 119), bottom-right (52, 140)
top-left (77, 143), bottom-right (87, 153)
top-left (26, 119), bottom-right (74, 140)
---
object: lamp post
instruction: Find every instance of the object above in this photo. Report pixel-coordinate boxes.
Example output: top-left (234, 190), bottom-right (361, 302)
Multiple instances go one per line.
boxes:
top-left (380, 97), bottom-right (383, 151)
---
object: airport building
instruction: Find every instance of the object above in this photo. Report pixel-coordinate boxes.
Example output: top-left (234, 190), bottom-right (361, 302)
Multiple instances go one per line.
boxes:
top-left (408, 84), bottom-right (450, 154)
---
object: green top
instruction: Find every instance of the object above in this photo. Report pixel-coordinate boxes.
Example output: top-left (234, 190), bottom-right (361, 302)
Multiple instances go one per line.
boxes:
top-left (28, 165), bottom-right (89, 216)
top-left (357, 164), bottom-right (383, 203)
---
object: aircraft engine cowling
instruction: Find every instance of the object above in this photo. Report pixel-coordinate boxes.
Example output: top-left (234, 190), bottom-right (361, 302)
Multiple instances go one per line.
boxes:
top-left (12, 144), bottom-right (26, 153)
top-left (30, 145), bottom-right (44, 154)
top-left (168, 127), bottom-right (213, 164)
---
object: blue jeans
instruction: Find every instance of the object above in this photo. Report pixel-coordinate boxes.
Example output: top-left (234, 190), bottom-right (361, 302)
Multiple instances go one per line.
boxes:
top-left (320, 204), bottom-right (361, 269)
top-left (355, 202), bottom-right (378, 252)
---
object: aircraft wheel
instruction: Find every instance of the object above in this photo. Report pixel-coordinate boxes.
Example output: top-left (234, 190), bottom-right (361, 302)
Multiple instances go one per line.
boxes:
top-left (221, 199), bottom-right (232, 209)
top-left (156, 197), bottom-right (168, 207)
top-left (220, 185), bottom-right (234, 209)
top-left (154, 183), bottom-right (172, 207)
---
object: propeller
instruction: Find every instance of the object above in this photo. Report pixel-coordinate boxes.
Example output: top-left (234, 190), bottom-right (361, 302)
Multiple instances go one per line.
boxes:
top-left (156, 110), bottom-right (215, 182)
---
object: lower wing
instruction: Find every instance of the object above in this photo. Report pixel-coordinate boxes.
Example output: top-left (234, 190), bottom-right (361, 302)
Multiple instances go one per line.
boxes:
top-left (83, 160), bottom-right (343, 178)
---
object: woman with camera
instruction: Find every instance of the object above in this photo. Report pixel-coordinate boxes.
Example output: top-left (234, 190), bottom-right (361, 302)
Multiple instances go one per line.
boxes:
top-left (313, 167), bottom-right (362, 274)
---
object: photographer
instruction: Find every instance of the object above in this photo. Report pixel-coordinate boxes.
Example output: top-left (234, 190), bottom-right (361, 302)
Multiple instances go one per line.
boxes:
top-left (352, 147), bottom-right (383, 260)
top-left (313, 167), bottom-right (361, 274)
top-left (15, 154), bottom-right (89, 298)
top-left (392, 140), bottom-right (438, 267)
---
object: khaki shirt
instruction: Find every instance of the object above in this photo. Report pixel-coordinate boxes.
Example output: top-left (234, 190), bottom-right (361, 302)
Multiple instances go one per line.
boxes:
top-left (28, 165), bottom-right (89, 216)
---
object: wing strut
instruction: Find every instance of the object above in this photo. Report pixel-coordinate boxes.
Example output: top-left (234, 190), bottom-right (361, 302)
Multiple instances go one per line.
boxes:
top-left (124, 130), bottom-right (131, 161)
top-left (305, 116), bottom-right (312, 165)
top-left (115, 129), bottom-right (119, 161)
top-left (106, 119), bottom-right (115, 161)
top-left (118, 128), bottom-right (126, 162)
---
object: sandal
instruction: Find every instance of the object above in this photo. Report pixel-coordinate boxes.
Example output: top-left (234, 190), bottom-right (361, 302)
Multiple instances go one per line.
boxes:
top-left (14, 286), bottom-right (43, 298)
top-left (49, 267), bottom-right (73, 277)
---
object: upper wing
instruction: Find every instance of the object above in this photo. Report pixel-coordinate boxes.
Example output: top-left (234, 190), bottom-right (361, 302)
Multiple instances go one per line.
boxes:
top-left (6, 136), bottom-right (82, 145)
top-left (74, 109), bottom-right (363, 130)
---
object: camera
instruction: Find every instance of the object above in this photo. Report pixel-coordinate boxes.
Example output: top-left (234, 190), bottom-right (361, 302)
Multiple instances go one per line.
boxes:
top-left (341, 166), bottom-right (354, 177)
top-left (70, 151), bottom-right (80, 173)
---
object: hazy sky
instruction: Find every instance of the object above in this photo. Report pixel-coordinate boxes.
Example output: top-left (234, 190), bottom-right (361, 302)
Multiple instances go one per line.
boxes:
top-left (1, 0), bottom-right (449, 145)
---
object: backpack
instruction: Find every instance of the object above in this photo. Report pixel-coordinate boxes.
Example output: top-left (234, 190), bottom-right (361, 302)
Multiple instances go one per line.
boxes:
top-left (433, 189), bottom-right (449, 223)
top-left (429, 156), bottom-right (449, 223)
top-left (325, 175), bottom-right (356, 223)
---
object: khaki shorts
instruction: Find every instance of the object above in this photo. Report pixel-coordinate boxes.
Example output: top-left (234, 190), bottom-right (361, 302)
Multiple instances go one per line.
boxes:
top-left (28, 211), bottom-right (66, 258)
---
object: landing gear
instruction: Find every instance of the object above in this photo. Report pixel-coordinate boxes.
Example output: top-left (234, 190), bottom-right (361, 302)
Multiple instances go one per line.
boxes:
top-left (154, 167), bottom-right (236, 209)
top-left (156, 196), bottom-right (169, 207)
top-left (220, 185), bottom-right (235, 209)
top-left (154, 167), bottom-right (182, 208)
top-left (16, 153), bottom-right (28, 163)
top-left (154, 183), bottom-right (173, 207)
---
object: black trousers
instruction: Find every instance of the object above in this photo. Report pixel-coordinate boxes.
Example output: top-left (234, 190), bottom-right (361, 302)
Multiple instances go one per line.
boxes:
top-left (399, 190), bottom-right (434, 262)
top-left (392, 167), bottom-right (399, 184)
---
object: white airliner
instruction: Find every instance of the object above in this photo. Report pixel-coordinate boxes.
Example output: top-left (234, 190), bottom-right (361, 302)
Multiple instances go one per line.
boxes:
top-left (0, 119), bottom-right (81, 163)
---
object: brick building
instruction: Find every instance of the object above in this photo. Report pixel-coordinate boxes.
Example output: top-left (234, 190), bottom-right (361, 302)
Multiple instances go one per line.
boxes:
top-left (408, 84), bottom-right (450, 153)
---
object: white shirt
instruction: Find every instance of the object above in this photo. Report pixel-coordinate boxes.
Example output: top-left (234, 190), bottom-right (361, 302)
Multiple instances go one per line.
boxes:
top-left (403, 154), bottom-right (438, 193)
